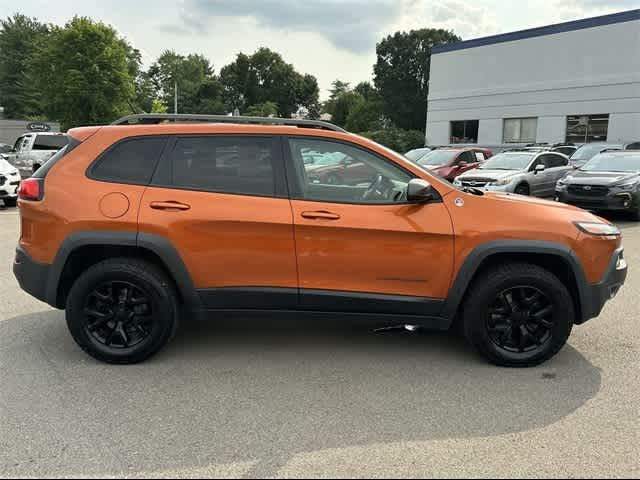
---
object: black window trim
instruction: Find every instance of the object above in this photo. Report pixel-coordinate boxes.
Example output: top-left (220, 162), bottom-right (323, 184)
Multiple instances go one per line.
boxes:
top-left (86, 135), bottom-right (170, 187)
top-left (282, 135), bottom-right (441, 206)
top-left (149, 133), bottom-right (289, 199)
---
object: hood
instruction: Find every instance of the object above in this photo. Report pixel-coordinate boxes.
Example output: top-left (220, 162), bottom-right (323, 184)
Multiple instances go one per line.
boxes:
top-left (486, 191), bottom-right (584, 212)
top-left (0, 158), bottom-right (19, 175)
top-left (563, 170), bottom-right (640, 186)
top-left (457, 169), bottom-right (520, 181)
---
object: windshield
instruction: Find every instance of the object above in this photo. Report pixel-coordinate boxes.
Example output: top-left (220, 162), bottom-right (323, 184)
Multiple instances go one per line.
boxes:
top-left (581, 153), bottom-right (640, 172)
top-left (478, 153), bottom-right (534, 170)
top-left (405, 148), bottom-right (431, 162)
top-left (571, 144), bottom-right (620, 162)
top-left (417, 150), bottom-right (458, 166)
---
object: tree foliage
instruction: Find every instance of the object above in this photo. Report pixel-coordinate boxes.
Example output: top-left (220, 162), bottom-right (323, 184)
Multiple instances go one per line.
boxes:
top-left (374, 29), bottom-right (460, 130)
top-left (33, 17), bottom-right (136, 129)
top-left (220, 48), bottom-right (319, 118)
top-left (0, 14), bottom-right (49, 119)
top-left (360, 128), bottom-right (425, 153)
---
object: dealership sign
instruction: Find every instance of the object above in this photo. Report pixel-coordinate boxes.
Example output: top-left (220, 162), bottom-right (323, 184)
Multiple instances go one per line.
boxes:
top-left (27, 122), bottom-right (51, 132)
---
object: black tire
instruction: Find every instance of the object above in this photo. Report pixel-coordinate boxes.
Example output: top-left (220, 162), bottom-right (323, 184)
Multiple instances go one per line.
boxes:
top-left (514, 183), bottom-right (530, 196)
top-left (630, 208), bottom-right (640, 221)
top-left (3, 197), bottom-right (17, 207)
top-left (66, 258), bottom-right (180, 364)
top-left (462, 263), bottom-right (574, 367)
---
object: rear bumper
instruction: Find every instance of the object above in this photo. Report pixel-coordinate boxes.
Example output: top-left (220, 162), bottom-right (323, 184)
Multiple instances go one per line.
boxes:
top-left (13, 248), bottom-right (51, 305)
top-left (579, 247), bottom-right (627, 324)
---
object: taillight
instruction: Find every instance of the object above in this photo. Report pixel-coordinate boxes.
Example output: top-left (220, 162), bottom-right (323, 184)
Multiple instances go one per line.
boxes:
top-left (18, 178), bottom-right (43, 201)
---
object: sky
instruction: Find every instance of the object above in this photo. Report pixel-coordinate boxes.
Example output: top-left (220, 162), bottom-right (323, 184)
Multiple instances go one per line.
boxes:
top-left (1, 0), bottom-right (637, 98)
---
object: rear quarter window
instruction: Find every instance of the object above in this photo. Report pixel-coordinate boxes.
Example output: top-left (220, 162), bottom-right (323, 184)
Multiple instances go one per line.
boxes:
top-left (89, 137), bottom-right (168, 185)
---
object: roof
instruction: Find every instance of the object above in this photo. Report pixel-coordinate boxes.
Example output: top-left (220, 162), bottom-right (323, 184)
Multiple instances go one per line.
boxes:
top-left (432, 8), bottom-right (640, 54)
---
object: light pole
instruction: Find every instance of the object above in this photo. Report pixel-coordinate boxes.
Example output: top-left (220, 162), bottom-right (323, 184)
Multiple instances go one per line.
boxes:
top-left (174, 80), bottom-right (178, 114)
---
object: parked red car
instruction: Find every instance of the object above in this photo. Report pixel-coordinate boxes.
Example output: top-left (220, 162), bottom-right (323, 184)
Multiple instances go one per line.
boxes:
top-left (412, 148), bottom-right (493, 181)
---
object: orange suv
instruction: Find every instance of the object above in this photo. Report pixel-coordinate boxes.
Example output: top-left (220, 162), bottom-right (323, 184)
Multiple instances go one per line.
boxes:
top-left (13, 114), bottom-right (627, 366)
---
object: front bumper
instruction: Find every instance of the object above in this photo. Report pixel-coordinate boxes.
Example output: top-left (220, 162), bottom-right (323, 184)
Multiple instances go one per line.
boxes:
top-left (579, 247), bottom-right (627, 324)
top-left (556, 189), bottom-right (639, 212)
top-left (13, 248), bottom-right (51, 305)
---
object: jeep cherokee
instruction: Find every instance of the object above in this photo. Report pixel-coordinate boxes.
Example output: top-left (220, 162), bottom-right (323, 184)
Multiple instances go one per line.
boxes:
top-left (13, 114), bottom-right (627, 366)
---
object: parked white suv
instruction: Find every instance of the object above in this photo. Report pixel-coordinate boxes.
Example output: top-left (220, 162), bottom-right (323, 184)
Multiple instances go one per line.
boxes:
top-left (0, 157), bottom-right (21, 206)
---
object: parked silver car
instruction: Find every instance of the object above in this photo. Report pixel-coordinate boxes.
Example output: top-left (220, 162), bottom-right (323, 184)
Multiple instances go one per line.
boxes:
top-left (453, 151), bottom-right (572, 197)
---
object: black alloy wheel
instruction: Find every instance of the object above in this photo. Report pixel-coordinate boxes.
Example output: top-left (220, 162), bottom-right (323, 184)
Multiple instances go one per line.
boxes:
top-left (487, 286), bottom-right (554, 354)
top-left (83, 281), bottom-right (154, 349)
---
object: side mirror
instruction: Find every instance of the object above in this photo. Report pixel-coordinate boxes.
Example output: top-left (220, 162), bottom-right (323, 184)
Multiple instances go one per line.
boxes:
top-left (534, 164), bottom-right (546, 174)
top-left (407, 179), bottom-right (436, 203)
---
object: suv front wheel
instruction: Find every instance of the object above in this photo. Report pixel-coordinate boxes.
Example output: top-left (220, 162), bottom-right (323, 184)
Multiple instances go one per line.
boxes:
top-left (66, 258), bottom-right (180, 364)
top-left (462, 263), bottom-right (574, 367)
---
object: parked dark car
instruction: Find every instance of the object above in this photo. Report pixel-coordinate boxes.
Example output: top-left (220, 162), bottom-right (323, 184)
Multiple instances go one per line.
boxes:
top-left (411, 148), bottom-right (492, 181)
top-left (556, 151), bottom-right (640, 219)
top-left (569, 143), bottom-right (624, 168)
top-left (551, 144), bottom-right (578, 157)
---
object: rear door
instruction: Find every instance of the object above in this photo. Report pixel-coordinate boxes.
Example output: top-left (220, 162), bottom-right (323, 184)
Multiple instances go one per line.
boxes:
top-left (540, 153), bottom-right (571, 196)
top-left (139, 135), bottom-right (299, 310)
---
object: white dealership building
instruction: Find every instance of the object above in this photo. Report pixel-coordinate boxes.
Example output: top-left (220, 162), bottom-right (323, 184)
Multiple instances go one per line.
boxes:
top-left (425, 9), bottom-right (640, 146)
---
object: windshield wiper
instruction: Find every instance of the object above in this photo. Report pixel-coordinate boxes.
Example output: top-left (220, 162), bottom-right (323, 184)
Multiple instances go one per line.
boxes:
top-left (461, 186), bottom-right (484, 196)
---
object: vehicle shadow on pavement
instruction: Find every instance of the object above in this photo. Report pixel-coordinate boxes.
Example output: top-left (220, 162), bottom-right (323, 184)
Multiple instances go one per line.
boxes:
top-left (0, 310), bottom-right (602, 478)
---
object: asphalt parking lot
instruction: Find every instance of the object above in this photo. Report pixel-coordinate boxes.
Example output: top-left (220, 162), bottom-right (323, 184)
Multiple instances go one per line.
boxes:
top-left (0, 208), bottom-right (638, 479)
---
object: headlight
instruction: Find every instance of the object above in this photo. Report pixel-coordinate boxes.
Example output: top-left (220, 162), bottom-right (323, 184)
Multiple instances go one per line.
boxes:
top-left (454, 179), bottom-right (462, 186)
top-left (489, 178), bottom-right (512, 186)
top-left (574, 221), bottom-right (621, 236)
top-left (615, 181), bottom-right (639, 190)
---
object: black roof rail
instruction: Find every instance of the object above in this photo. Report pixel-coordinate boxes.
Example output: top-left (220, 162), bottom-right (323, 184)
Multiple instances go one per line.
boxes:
top-left (111, 114), bottom-right (347, 133)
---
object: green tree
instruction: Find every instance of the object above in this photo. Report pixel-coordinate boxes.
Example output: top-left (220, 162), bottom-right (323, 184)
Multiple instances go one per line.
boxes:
top-left (34, 17), bottom-right (136, 129)
top-left (345, 98), bottom-right (383, 133)
top-left (245, 101), bottom-right (279, 117)
top-left (148, 51), bottom-right (225, 115)
top-left (374, 29), bottom-right (460, 130)
top-left (0, 14), bottom-right (49, 119)
top-left (323, 79), bottom-right (351, 117)
top-left (220, 48), bottom-right (320, 118)
top-left (360, 127), bottom-right (425, 153)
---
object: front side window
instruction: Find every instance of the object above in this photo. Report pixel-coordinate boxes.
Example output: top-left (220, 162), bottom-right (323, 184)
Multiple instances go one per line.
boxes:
top-left (545, 154), bottom-right (568, 168)
top-left (289, 138), bottom-right (412, 204)
top-left (171, 136), bottom-right (276, 196)
top-left (566, 114), bottom-right (609, 143)
top-left (457, 151), bottom-right (476, 165)
top-left (450, 120), bottom-right (479, 144)
top-left (13, 136), bottom-right (25, 152)
top-left (503, 118), bottom-right (538, 143)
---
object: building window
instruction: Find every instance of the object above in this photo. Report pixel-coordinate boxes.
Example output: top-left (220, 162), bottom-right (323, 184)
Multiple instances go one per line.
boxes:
top-left (566, 114), bottom-right (609, 143)
top-left (503, 118), bottom-right (538, 143)
top-left (450, 120), bottom-right (479, 144)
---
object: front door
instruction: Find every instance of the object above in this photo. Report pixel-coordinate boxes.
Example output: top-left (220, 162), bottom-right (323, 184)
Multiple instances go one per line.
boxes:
top-left (139, 134), bottom-right (298, 310)
top-left (285, 137), bottom-right (454, 315)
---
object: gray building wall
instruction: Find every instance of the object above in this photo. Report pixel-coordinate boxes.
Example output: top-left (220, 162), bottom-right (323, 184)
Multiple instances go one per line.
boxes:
top-left (0, 120), bottom-right (61, 146)
top-left (426, 10), bottom-right (640, 146)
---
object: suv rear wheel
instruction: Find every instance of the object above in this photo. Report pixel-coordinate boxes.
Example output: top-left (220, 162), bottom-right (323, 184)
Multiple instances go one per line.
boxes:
top-left (66, 258), bottom-right (180, 364)
top-left (462, 263), bottom-right (573, 367)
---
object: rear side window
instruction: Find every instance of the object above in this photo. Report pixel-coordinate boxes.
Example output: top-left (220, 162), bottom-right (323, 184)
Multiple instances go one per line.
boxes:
top-left (33, 135), bottom-right (68, 150)
top-left (169, 136), bottom-right (276, 197)
top-left (90, 137), bottom-right (167, 185)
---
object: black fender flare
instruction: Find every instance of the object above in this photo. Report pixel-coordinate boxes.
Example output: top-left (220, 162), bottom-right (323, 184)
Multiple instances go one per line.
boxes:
top-left (441, 240), bottom-right (591, 322)
top-left (45, 231), bottom-right (202, 312)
